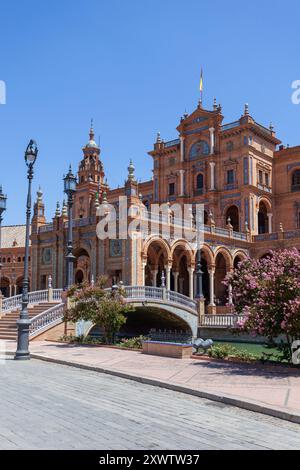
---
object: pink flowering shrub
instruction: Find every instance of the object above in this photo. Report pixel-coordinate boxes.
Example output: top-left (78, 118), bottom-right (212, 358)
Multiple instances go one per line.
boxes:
top-left (224, 249), bottom-right (300, 360)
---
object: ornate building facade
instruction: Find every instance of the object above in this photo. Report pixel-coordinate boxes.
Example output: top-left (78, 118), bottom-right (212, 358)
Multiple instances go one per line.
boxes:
top-left (2, 100), bottom-right (300, 318)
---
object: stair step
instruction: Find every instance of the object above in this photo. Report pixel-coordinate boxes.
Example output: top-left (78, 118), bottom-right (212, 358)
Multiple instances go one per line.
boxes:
top-left (0, 300), bottom-right (62, 340)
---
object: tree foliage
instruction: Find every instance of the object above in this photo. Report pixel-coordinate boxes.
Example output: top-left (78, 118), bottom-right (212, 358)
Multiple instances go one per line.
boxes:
top-left (63, 277), bottom-right (134, 344)
top-left (224, 249), bottom-right (300, 360)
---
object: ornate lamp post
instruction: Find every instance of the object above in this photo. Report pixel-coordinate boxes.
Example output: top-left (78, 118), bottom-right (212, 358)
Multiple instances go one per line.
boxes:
top-left (0, 186), bottom-right (7, 296)
top-left (64, 165), bottom-right (77, 289)
top-left (15, 140), bottom-right (38, 360)
top-left (195, 206), bottom-right (203, 299)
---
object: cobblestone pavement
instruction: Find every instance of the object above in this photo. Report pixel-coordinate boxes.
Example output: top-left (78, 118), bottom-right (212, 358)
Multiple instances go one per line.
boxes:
top-left (0, 358), bottom-right (299, 450)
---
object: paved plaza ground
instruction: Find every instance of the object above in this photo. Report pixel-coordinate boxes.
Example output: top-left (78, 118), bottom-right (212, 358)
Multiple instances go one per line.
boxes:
top-left (0, 357), bottom-right (300, 450)
top-left (4, 340), bottom-right (300, 420)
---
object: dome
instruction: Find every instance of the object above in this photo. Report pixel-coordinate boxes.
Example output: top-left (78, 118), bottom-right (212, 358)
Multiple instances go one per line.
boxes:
top-left (86, 139), bottom-right (99, 149)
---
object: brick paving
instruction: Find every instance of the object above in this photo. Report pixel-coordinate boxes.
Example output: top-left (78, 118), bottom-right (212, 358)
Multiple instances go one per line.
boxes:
top-left (5, 340), bottom-right (300, 415)
top-left (0, 357), bottom-right (300, 450)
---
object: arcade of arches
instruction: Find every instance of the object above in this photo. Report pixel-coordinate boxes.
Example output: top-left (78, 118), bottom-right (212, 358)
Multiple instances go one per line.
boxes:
top-left (143, 239), bottom-right (247, 307)
top-left (0, 276), bottom-right (24, 297)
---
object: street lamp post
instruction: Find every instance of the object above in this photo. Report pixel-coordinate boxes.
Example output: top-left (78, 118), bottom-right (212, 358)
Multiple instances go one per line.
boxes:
top-left (15, 140), bottom-right (38, 360)
top-left (195, 206), bottom-right (203, 299)
top-left (0, 186), bottom-right (7, 297)
top-left (64, 166), bottom-right (77, 289)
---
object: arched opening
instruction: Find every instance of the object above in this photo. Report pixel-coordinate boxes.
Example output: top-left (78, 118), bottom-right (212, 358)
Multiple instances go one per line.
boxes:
top-left (204, 210), bottom-right (208, 225)
top-left (0, 277), bottom-right (10, 297)
top-left (172, 244), bottom-right (193, 296)
top-left (75, 270), bottom-right (84, 285)
top-left (225, 205), bottom-right (239, 232)
top-left (292, 169), bottom-right (300, 191)
top-left (74, 248), bottom-right (90, 284)
top-left (201, 256), bottom-right (210, 302)
top-left (258, 202), bottom-right (268, 234)
top-left (233, 256), bottom-right (243, 269)
top-left (144, 239), bottom-right (170, 288)
top-left (16, 277), bottom-right (24, 295)
top-left (88, 306), bottom-right (192, 341)
top-left (196, 173), bottom-right (204, 194)
top-left (215, 252), bottom-right (228, 305)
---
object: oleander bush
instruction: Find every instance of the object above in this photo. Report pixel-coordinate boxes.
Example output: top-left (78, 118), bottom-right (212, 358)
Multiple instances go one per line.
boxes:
top-left (224, 248), bottom-right (300, 362)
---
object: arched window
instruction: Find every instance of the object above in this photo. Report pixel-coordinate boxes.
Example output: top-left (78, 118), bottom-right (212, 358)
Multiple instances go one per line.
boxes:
top-left (189, 140), bottom-right (210, 160)
top-left (292, 170), bottom-right (300, 191)
top-left (258, 202), bottom-right (268, 234)
top-left (196, 173), bottom-right (204, 193)
top-left (225, 206), bottom-right (239, 232)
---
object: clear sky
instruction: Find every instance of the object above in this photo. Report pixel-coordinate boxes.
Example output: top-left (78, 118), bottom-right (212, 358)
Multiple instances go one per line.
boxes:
top-left (1, 0), bottom-right (300, 225)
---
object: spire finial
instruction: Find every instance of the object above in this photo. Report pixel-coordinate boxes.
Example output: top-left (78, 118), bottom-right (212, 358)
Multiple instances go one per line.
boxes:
top-left (213, 97), bottom-right (217, 110)
top-left (127, 159), bottom-right (136, 182)
top-left (156, 132), bottom-right (162, 143)
top-left (55, 201), bottom-right (60, 217)
top-left (244, 103), bottom-right (249, 116)
top-left (89, 119), bottom-right (95, 140)
top-left (102, 191), bottom-right (108, 204)
top-left (37, 186), bottom-right (43, 203)
top-left (62, 199), bottom-right (67, 217)
top-left (269, 121), bottom-right (274, 132)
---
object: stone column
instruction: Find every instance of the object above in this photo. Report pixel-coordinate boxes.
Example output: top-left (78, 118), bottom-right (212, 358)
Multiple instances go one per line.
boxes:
top-left (152, 269), bottom-right (158, 287)
top-left (209, 162), bottom-right (216, 190)
top-left (267, 213), bottom-right (273, 233)
top-left (188, 267), bottom-right (194, 299)
top-left (209, 268), bottom-right (216, 306)
top-left (209, 127), bottom-right (215, 155)
top-left (165, 264), bottom-right (171, 291)
top-left (179, 277), bottom-right (184, 294)
top-left (173, 271), bottom-right (179, 292)
top-left (180, 136), bottom-right (185, 162)
top-left (179, 169), bottom-right (185, 197)
top-left (141, 260), bottom-right (147, 286)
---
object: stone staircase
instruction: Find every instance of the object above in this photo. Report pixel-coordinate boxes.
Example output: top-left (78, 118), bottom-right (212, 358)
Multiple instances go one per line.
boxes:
top-left (0, 302), bottom-right (59, 340)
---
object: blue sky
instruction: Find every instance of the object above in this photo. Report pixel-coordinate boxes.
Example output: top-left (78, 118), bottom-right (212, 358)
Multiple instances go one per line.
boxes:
top-left (0, 0), bottom-right (300, 225)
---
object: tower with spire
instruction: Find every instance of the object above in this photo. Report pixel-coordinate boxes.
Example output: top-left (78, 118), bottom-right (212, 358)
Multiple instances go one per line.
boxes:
top-left (32, 187), bottom-right (46, 232)
top-left (75, 121), bottom-right (108, 219)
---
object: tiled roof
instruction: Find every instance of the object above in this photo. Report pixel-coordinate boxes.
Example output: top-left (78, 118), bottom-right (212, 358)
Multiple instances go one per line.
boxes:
top-left (1, 225), bottom-right (30, 249)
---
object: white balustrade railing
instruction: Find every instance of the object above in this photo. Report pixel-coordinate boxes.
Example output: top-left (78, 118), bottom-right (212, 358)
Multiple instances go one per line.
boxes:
top-left (2, 294), bottom-right (22, 312)
top-left (124, 286), bottom-right (163, 300)
top-left (1, 289), bottom-right (63, 313)
top-left (123, 286), bottom-right (197, 312)
top-left (166, 290), bottom-right (197, 311)
top-left (28, 290), bottom-right (48, 304)
top-left (199, 314), bottom-right (245, 328)
top-left (30, 303), bottom-right (65, 338)
top-left (53, 289), bottom-right (63, 301)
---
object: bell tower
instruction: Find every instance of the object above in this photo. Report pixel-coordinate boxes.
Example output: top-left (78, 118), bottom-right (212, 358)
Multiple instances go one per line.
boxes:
top-left (75, 122), bottom-right (107, 219)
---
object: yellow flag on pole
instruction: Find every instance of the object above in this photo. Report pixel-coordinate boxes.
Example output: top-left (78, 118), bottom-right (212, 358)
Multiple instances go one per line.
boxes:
top-left (199, 68), bottom-right (203, 93)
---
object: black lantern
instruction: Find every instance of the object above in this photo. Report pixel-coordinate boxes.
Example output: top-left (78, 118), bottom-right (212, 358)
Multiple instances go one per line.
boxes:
top-left (64, 165), bottom-right (77, 289)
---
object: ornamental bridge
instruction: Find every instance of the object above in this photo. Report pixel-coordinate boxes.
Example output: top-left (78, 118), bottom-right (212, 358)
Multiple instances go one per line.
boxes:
top-left (0, 287), bottom-right (242, 341)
